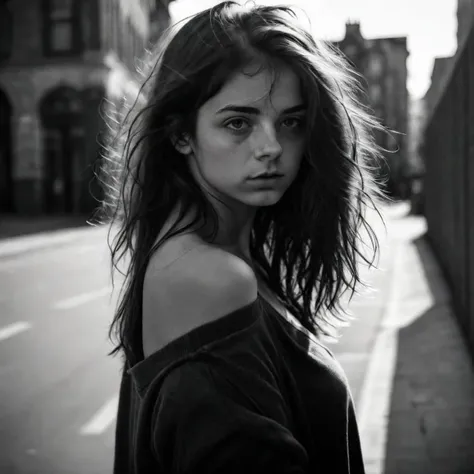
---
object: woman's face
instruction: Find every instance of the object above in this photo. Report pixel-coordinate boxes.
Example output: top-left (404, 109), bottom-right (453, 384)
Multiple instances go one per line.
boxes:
top-left (179, 61), bottom-right (307, 211)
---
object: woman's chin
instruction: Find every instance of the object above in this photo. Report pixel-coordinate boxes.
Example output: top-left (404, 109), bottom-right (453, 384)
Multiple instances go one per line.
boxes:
top-left (246, 190), bottom-right (284, 207)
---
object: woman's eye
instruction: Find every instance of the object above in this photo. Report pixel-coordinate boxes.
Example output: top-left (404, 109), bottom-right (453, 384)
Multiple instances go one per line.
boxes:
top-left (282, 117), bottom-right (303, 129)
top-left (225, 119), bottom-right (249, 131)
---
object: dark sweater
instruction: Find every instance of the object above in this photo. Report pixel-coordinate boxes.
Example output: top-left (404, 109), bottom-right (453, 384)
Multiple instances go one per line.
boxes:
top-left (113, 296), bottom-right (365, 473)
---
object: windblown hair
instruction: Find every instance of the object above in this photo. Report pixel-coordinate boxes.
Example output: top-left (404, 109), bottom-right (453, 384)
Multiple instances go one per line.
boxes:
top-left (96, 1), bottom-right (387, 366)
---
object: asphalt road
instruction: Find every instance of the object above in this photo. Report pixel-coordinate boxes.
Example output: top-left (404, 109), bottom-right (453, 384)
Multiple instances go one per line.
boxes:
top-left (0, 209), bottom-right (396, 474)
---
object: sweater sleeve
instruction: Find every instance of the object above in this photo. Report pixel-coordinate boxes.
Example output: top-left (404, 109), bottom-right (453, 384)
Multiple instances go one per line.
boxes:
top-left (151, 358), bottom-right (309, 474)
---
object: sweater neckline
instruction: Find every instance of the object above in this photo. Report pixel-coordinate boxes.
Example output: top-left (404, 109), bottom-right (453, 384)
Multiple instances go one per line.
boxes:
top-left (127, 296), bottom-right (263, 394)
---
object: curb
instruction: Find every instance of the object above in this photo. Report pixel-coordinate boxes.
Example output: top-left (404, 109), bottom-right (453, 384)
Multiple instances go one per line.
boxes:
top-left (357, 213), bottom-right (427, 473)
top-left (358, 241), bottom-right (402, 474)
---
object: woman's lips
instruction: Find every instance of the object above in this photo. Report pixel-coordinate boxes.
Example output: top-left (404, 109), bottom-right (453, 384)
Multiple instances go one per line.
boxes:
top-left (248, 175), bottom-right (284, 186)
top-left (249, 174), bottom-right (284, 180)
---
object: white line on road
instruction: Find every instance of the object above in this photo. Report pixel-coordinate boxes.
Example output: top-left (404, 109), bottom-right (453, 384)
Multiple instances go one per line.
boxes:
top-left (0, 321), bottom-right (33, 342)
top-left (0, 226), bottom-right (106, 259)
top-left (80, 395), bottom-right (119, 436)
top-left (53, 286), bottom-right (113, 310)
top-left (0, 244), bottom-right (106, 272)
top-left (357, 242), bottom-right (402, 474)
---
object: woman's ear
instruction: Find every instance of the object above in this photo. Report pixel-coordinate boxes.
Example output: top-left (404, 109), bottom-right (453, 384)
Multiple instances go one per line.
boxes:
top-left (171, 133), bottom-right (193, 156)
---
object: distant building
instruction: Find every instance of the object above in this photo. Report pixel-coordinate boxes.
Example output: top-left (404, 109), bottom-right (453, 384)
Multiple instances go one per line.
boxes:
top-left (407, 98), bottom-right (426, 178)
top-left (457, 0), bottom-right (474, 48)
top-left (0, 0), bottom-right (174, 215)
top-left (424, 0), bottom-right (474, 125)
top-left (333, 21), bottom-right (409, 197)
top-left (423, 56), bottom-right (455, 122)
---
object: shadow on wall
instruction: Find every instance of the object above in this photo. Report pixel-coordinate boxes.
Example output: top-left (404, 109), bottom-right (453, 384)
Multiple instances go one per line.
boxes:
top-left (383, 236), bottom-right (474, 474)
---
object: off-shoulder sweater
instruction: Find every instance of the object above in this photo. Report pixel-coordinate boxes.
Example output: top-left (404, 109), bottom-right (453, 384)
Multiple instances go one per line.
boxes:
top-left (113, 295), bottom-right (365, 473)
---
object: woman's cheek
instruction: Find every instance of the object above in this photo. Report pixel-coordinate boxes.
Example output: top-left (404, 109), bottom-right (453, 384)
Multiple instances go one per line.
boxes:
top-left (211, 128), bottom-right (241, 149)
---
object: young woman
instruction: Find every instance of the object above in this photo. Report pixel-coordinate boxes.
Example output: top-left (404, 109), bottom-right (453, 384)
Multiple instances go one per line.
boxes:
top-left (99, 2), bottom-right (385, 473)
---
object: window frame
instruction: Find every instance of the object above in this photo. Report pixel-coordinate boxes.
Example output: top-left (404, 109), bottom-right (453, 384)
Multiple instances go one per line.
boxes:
top-left (42, 0), bottom-right (83, 57)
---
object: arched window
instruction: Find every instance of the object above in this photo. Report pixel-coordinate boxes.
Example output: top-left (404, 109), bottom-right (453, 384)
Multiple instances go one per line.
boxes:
top-left (42, 0), bottom-right (82, 55)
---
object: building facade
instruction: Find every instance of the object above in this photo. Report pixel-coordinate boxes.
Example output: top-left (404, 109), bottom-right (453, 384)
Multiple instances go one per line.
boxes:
top-left (457, 0), bottom-right (474, 48)
top-left (333, 22), bottom-right (409, 197)
top-left (424, 0), bottom-right (474, 125)
top-left (0, 0), bottom-right (174, 215)
top-left (423, 56), bottom-right (456, 125)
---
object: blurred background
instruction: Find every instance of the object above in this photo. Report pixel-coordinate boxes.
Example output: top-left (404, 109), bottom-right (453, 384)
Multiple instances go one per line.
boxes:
top-left (0, 1), bottom-right (473, 473)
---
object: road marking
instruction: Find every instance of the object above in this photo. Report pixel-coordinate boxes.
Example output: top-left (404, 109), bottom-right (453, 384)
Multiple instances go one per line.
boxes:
top-left (0, 226), bottom-right (106, 259)
top-left (0, 321), bottom-right (33, 342)
top-left (80, 395), bottom-right (119, 436)
top-left (357, 242), bottom-right (402, 474)
top-left (53, 286), bottom-right (113, 310)
top-left (0, 241), bottom-right (106, 272)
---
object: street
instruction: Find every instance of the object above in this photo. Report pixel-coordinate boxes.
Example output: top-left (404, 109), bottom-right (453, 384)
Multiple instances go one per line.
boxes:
top-left (0, 228), bottom-right (123, 473)
top-left (0, 210), bottom-right (395, 474)
top-left (0, 0), bottom-right (473, 471)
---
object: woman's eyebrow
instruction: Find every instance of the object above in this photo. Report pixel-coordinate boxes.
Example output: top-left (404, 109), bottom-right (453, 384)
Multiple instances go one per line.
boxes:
top-left (216, 104), bottom-right (307, 115)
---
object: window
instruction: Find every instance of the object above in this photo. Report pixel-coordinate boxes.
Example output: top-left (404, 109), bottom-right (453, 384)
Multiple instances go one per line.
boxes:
top-left (117, 10), bottom-right (124, 61)
top-left (50, 0), bottom-right (74, 51)
top-left (81, 0), bottom-right (100, 50)
top-left (43, 0), bottom-right (82, 55)
top-left (369, 55), bottom-right (383, 78)
top-left (0, 4), bottom-right (13, 59)
top-left (105, 0), bottom-right (114, 51)
top-left (345, 45), bottom-right (357, 57)
top-left (52, 22), bottom-right (73, 51)
top-left (370, 83), bottom-right (382, 104)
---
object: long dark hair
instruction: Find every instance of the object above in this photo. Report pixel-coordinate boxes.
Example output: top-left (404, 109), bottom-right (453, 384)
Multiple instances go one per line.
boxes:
top-left (96, 1), bottom-right (387, 366)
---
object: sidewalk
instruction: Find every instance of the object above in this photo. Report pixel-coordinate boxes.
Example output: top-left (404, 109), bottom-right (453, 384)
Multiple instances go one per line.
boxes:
top-left (0, 214), bottom-right (105, 258)
top-left (359, 206), bottom-right (474, 473)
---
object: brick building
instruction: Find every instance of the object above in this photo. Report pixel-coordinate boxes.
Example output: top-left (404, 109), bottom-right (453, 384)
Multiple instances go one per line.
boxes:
top-left (0, 0), bottom-right (174, 215)
top-left (333, 22), bottom-right (409, 197)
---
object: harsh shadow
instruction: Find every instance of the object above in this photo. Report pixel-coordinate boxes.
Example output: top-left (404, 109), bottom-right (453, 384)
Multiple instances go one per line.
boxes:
top-left (383, 234), bottom-right (474, 474)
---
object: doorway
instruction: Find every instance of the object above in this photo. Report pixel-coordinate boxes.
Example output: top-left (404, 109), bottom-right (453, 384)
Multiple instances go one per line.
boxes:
top-left (40, 86), bottom-right (85, 213)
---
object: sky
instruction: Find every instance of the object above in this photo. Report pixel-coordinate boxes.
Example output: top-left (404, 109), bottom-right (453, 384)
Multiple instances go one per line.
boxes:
top-left (169, 0), bottom-right (458, 100)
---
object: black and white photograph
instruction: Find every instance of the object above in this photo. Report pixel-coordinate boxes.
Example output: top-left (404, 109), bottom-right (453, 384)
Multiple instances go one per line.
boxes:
top-left (0, 1), bottom-right (473, 473)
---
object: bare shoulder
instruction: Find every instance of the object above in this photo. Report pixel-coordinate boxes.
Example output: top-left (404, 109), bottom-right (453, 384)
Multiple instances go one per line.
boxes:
top-left (142, 238), bottom-right (258, 358)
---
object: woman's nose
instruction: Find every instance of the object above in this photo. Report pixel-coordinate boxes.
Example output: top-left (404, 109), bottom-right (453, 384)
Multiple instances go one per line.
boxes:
top-left (254, 122), bottom-right (283, 160)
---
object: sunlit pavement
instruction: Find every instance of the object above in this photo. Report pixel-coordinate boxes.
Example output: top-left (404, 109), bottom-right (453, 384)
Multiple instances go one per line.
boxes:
top-left (334, 202), bottom-right (474, 474)
top-left (0, 225), bottom-right (121, 473)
